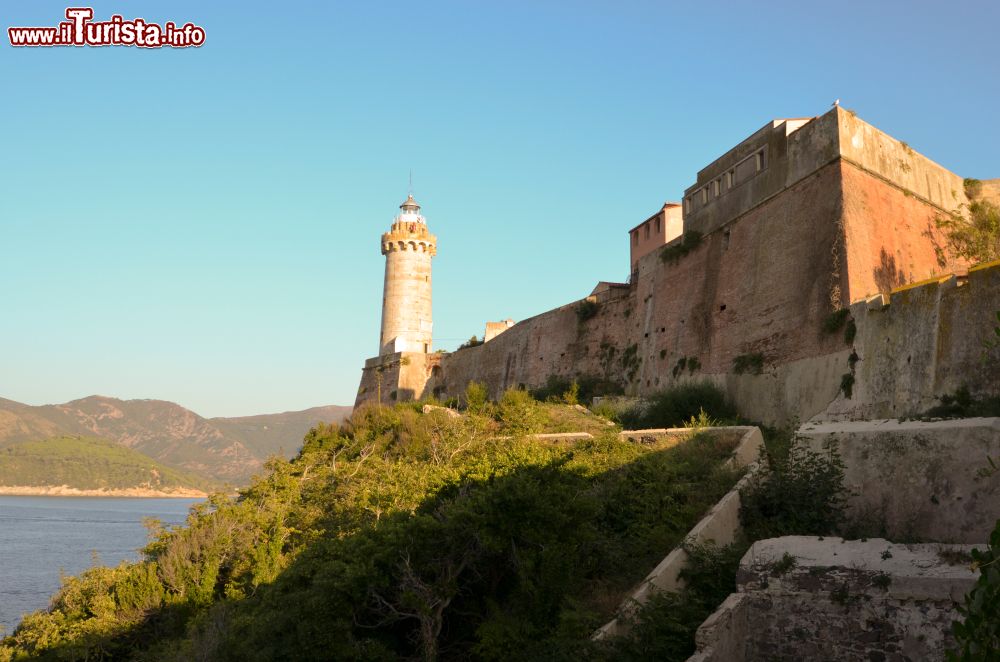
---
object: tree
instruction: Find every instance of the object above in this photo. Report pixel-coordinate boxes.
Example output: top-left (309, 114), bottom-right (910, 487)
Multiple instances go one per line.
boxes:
top-left (937, 200), bottom-right (1000, 265)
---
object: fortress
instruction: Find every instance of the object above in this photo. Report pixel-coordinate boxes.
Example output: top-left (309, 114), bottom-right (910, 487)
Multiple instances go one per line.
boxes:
top-left (355, 107), bottom-right (999, 423)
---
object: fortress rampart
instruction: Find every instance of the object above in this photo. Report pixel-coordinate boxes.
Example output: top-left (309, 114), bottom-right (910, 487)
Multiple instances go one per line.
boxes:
top-left (356, 108), bottom-right (996, 423)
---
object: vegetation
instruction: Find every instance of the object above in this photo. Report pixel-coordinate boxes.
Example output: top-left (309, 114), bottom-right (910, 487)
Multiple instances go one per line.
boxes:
top-left (732, 352), bottom-right (764, 376)
top-left (596, 542), bottom-right (746, 660)
top-left (922, 386), bottom-right (1000, 419)
top-left (659, 231), bottom-right (703, 264)
top-left (964, 178), bottom-right (984, 200)
top-left (530, 374), bottom-right (623, 405)
top-left (0, 393), bottom-right (745, 661)
top-left (936, 199), bottom-right (1000, 265)
top-left (671, 356), bottom-right (701, 378)
top-left (618, 382), bottom-right (737, 431)
top-left (576, 299), bottom-right (600, 323)
top-left (740, 437), bottom-right (847, 541)
top-left (0, 436), bottom-right (218, 493)
top-left (950, 519), bottom-right (1000, 660)
top-left (839, 372), bottom-right (855, 399)
top-left (822, 309), bottom-right (849, 333)
top-left (457, 335), bottom-right (484, 350)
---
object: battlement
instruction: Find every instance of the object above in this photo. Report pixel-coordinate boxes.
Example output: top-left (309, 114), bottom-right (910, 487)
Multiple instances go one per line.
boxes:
top-left (381, 221), bottom-right (437, 255)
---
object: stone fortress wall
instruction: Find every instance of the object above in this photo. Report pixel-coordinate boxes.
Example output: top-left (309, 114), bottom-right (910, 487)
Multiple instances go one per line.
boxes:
top-left (357, 107), bottom-right (997, 424)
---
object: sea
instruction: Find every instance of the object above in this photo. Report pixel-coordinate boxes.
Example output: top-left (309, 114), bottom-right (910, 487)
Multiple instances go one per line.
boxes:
top-left (0, 496), bottom-right (201, 635)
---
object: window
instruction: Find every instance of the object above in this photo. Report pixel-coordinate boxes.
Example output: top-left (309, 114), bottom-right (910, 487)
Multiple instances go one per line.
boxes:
top-left (633, 231), bottom-right (639, 245)
top-left (755, 149), bottom-right (765, 172)
top-left (701, 188), bottom-right (708, 204)
top-left (727, 170), bottom-right (734, 189)
top-left (723, 229), bottom-right (731, 251)
top-left (684, 197), bottom-right (690, 214)
top-left (655, 216), bottom-right (661, 233)
top-left (644, 223), bottom-right (650, 239)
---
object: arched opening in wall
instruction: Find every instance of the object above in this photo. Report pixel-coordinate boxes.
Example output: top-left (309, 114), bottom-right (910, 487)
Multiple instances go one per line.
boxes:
top-left (432, 365), bottom-right (442, 377)
top-left (408, 241), bottom-right (417, 251)
top-left (397, 241), bottom-right (405, 251)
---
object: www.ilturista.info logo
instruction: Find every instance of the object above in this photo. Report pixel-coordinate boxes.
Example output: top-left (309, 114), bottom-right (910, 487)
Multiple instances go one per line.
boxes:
top-left (8, 8), bottom-right (205, 48)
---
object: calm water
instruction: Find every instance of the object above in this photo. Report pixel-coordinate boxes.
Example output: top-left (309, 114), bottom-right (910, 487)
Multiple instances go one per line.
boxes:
top-left (0, 496), bottom-right (201, 635)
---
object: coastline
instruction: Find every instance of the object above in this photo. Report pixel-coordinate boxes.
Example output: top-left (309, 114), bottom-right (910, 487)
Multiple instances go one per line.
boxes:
top-left (0, 485), bottom-right (208, 498)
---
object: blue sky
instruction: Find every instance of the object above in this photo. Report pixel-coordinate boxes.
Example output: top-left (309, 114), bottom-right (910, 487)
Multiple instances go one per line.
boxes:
top-left (2, 0), bottom-right (998, 417)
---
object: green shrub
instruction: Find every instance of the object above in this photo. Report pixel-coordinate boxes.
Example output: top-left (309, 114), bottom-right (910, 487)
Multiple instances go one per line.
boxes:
top-left (923, 386), bottom-right (1000, 419)
top-left (660, 231), bottom-right (703, 264)
top-left (964, 178), bottom-right (984, 200)
top-left (732, 352), bottom-right (764, 375)
top-left (950, 519), bottom-right (1000, 661)
top-left (465, 381), bottom-right (489, 414)
top-left (458, 335), bottom-right (484, 350)
top-left (740, 440), bottom-right (848, 540)
top-left (496, 388), bottom-right (545, 435)
top-left (822, 308), bottom-right (851, 334)
top-left (599, 541), bottom-right (746, 660)
top-left (619, 382), bottom-right (736, 430)
top-left (840, 373), bottom-right (855, 399)
top-left (576, 299), bottom-right (599, 323)
top-left (936, 199), bottom-right (1000, 264)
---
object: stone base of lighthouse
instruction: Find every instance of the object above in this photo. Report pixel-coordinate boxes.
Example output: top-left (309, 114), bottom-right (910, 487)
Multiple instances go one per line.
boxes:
top-left (354, 351), bottom-right (443, 409)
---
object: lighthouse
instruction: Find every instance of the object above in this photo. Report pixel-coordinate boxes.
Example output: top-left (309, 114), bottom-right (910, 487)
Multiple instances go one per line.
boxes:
top-left (378, 194), bottom-right (437, 356)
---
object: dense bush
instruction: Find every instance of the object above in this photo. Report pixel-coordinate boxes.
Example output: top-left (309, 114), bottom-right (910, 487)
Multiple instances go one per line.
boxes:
top-left (599, 542), bottom-right (747, 661)
top-left (950, 519), bottom-right (1000, 660)
top-left (739, 438), bottom-right (848, 540)
top-left (936, 199), bottom-right (1000, 264)
top-left (0, 400), bottom-right (743, 661)
top-left (618, 382), bottom-right (737, 430)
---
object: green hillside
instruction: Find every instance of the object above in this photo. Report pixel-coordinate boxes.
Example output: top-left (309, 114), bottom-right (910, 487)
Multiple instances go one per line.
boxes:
top-left (0, 386), bottom-right (845, 660)
top-left (0, 436), bottom-right (220, 493)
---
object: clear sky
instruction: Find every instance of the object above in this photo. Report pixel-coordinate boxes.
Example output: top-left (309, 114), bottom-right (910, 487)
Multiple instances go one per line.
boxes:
top-left (2, 0), bottom-right (998, 417)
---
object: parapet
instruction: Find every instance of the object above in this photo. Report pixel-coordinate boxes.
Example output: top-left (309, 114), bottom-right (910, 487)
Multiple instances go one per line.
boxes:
top-left (381, 220), bottom-right (437, 256)
top-left (681, 106), bottom-right (966, 236)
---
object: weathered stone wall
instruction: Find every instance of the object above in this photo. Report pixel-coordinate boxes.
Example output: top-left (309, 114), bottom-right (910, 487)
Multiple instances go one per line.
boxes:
top-left (797, 418), bottom-right (1000, 543)
top-left (427, 161), bottom-right (851, 405)
top-left (826, 260), bottom-right (1000, 421)
top-left (356, 114), bottom-right (997, 425)
top-left (690, 537), bottom-right (978, 662)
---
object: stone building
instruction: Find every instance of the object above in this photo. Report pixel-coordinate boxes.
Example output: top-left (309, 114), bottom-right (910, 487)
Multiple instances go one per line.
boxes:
top-left (355, 107), bottom-right (997, 422)
top-left (629, 202), bottom-right (682, 278)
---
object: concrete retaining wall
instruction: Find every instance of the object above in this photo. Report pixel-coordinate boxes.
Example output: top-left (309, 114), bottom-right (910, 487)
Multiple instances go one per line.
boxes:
top-left (690, 537), bottom-right (978, 661)
top-left (798, 417), bottom-right (1000, 543)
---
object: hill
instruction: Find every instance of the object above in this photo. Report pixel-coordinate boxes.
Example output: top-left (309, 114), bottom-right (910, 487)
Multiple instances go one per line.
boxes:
top-left (0, 397), bottom-right (351, 485)
top-left (0, 388), bottom-right (762, 660)
top-left (0, 436), bottom-right (220, 496)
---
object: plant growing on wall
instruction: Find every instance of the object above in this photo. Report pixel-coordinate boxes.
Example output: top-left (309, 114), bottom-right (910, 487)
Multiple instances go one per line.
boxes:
top-left (949, 519), bottom-right (1000, 660)
top-left (576, 299), bottom-right (600, 323)
top-left (936, 200), bottom-right (1000, 265)
top-left (732, 353), bottom-right (765, 375)
top-left (659, 231), bottom-right (703, 264)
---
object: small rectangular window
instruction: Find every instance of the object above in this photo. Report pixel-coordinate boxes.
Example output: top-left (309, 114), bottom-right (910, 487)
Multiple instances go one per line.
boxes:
top-left (684, 197), bottom-right (690, 214)
top-left (755, 150), bottom-right (765, 172)
top-left (655, 216), bottom-right (661, 233)
top-left (727, 170), bottom-right (734, 188)
top-left (632, 231), bottom-right (639, 245)
top-left (644, 223), bottom-right (650, 239)
top-left (701, 188), bottom-right (708, 204)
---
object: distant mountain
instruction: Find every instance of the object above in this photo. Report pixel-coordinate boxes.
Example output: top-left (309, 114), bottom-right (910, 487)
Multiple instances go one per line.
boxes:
top-left (0, 436), bottom-right (219, 496)
top-left (0, 397), bottom-right (351, 485)
top-left (210, 405), bottom-right (352, 460)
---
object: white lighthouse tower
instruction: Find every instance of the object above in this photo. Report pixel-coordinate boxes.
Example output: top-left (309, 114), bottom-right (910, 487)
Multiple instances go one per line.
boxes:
top-left (378, 194), bottom-right (437, 356)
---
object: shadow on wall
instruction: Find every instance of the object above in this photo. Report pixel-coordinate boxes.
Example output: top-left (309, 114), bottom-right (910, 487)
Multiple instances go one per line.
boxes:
top-left (873, 248), bottom-right (908, 294)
